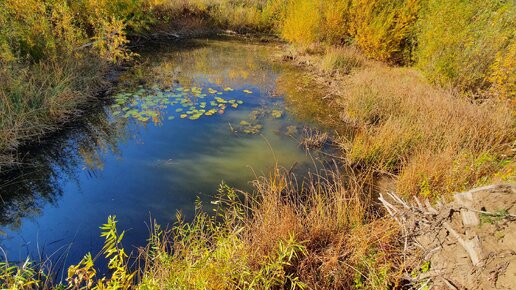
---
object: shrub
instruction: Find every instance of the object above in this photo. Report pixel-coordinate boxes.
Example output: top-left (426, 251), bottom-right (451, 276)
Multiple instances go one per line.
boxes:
top-left (348, 0), bottom-right (419, 64)
top-left (415, 0), bottom-right (516, 93)
top-left (280, 0), bottom-right (322, 46)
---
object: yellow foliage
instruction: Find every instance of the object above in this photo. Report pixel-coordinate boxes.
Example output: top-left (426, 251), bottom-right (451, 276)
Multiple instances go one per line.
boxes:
top-left (0, 0), bottom-right (152, 63)
top-left (415, 0), bottom-right (515, 92)
top-left (321, 0), bottom-right (351, 44)
top-left (489, 42), bottom-right (516, 101)
top-left (348, 0), bottom-right (419, 63)
top-left (281, 0), bottom-right (322, 46)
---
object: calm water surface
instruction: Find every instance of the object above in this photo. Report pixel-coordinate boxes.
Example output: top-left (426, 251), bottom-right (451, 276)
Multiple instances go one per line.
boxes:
top-left (0, 38), bottom-right (322, 270)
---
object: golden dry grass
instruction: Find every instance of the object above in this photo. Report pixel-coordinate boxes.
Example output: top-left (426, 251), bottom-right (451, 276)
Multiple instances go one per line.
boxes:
top-left (247, 166), bottom-right (402, 289)
top-left (336, 62), bottom-right (514, 197)
top-left (136, 165), bottom-right (402, 289)
top-left (0, 57), bottom-right (107, 169)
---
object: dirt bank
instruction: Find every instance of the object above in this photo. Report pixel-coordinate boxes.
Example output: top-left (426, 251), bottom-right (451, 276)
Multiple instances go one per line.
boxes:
top-left (382, 184), bottom-right (516, 289)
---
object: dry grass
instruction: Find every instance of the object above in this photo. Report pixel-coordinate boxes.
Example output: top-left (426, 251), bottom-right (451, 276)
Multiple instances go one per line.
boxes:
top-left (248, 166), bottom-right (402, 289)
top-left (136, 165), bottom-right (403, 289)
top-left (300, 127), bottom-right (330, 150)
top-left (319, 46), bottom-right (365, 75)
top-left (337, 63), bottom-right (514, 197)
top-left (0, 57), bottom-right (108, 170)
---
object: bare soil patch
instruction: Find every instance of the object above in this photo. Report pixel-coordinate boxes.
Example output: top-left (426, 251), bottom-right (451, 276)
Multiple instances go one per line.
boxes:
top-left (382, 184), bottom-right (516, 289)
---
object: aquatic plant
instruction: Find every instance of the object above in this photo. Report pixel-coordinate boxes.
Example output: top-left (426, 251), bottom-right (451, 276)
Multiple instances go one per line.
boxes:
top-left (67, 216), bottom-right (135, 289)
top-left (110, 85), bottom-right (245, 125)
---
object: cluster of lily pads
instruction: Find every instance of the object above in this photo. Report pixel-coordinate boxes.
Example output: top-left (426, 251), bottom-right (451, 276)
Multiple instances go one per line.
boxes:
top-left (110, 85), bottom-right (252, 122)
top-left (235, 106), bottom-right (285, 134)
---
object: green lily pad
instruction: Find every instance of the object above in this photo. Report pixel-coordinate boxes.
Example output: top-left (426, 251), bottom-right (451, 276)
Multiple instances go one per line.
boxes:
top-left (271, 110), bottom-right (284, 118)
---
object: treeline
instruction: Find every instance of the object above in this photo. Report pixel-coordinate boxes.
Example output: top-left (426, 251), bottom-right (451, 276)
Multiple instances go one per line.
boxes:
top-left (158, 0), bottom-right (515, 98)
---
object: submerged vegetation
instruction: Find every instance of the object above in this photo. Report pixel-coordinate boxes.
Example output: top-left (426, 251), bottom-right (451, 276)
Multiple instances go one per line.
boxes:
top-left (0, 0), bottom-right (515, 289)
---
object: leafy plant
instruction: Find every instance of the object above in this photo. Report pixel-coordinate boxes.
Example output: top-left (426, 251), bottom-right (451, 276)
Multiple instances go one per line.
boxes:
top-left (67, 215), bottom-right (135, 289)
top-left (0, 258), bottom-right (42, 289)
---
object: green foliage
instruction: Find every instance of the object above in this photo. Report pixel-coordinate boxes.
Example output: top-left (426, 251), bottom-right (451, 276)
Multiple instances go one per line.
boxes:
top-left (0, 258), bottom-right (42, 289)
top-left (67, 215), bottom-right (135, 289)
top-left (480, 209), bottom-right (511, 225)
top-left (415, 0), bottom-right (515, 92)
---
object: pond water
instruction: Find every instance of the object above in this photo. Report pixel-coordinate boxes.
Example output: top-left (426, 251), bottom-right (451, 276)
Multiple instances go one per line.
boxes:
top-left (0, 38), bottom-right (323, 273)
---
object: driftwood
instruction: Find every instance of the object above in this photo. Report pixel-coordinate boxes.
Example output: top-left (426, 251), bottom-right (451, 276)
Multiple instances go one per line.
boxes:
top-left (378, 184), bottom-right (515, 287)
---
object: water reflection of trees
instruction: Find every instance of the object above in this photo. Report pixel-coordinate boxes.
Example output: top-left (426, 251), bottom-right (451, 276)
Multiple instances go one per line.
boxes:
top-left (122, 38), bottom-right (282, 92)
top-left (0, 105), bottom-right (129, 229)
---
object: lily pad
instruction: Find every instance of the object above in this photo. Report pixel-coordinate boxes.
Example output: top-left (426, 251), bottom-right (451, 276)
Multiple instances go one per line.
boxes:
top-left (271, 110), bottom-right (283, 119)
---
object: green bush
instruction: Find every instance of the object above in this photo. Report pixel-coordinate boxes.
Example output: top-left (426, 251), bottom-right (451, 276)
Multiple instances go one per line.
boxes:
top-left (415, 0), bottom-right (515, 93)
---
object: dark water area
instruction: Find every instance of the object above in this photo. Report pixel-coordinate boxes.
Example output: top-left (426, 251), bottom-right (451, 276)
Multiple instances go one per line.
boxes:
top-left (0, 37), bottom-right (325, 274)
